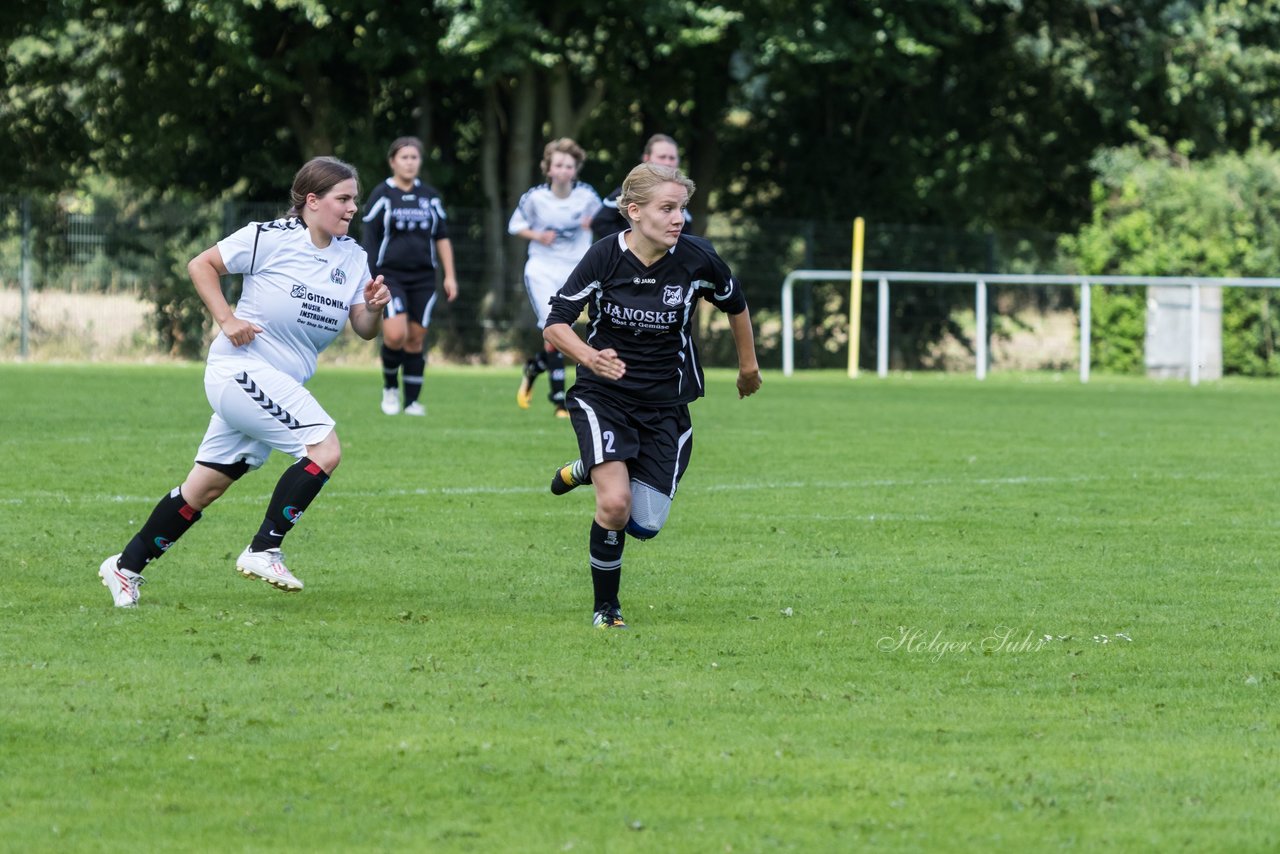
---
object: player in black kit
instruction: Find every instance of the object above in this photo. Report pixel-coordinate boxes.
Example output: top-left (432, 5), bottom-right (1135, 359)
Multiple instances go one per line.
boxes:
top-left (543, 163), bottom-right (762, 629)
top-left (361, 136), bottom-right (458, 416)
top-left (589, 134), bottom-right (682, 242)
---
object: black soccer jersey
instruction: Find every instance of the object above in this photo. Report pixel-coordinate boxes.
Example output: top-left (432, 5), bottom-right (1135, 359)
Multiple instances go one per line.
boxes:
top-left (545, 231), bottom-right (748, 406)
top-left (590, 185), bottom-right (692, 242)
top-left (360, 178), bottom-right (450, 274)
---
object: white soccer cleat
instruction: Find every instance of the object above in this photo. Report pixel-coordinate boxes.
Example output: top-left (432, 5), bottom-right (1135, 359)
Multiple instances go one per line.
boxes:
top-left (236, 546), bottom-right (304, 592)
top-left (402, 401), bottom-right (426, 416)
top-left (99, 554), bottom-right (144, 607)
top-left (380, 388), bottom-right (401, 415)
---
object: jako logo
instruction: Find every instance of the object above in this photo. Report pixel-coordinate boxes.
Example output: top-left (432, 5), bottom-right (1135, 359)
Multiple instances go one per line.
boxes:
top-left (284, 505), bottom-right (303, 523)
top-left (330, 268), bottom-right (347, 285)
top-left (291, 284), bottom-right (308, 299)
top-left (155, 536), bottom-right (173, 552)
top-left (633, 277), bottom-right (657, 285)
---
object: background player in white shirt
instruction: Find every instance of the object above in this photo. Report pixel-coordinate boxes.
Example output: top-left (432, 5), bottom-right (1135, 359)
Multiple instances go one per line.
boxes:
top-left (361, 136), bottom-right (459, 417)
top-left (508, 138), bottom-right (602, 417)
top-left (543, 163), bottom-right (762, 629)
top-left (98, 157), bottom-right (391, 607)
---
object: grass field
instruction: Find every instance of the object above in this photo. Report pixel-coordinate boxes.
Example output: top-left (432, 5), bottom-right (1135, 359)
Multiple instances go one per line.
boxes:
top-left (2, 362), bottom-right (1277, 851)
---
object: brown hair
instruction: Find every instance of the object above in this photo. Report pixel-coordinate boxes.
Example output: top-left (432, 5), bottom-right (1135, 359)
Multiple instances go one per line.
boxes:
top-left (388, 136), bottom-right (424, 160)
top-left (643, 134), bottom-right (678, 157)
top-left (288, 156), bottom-right (359, 222)
top-left (617, 163), bottom-right (696, 221)
top-left (540, 137), bottom-right (586, 176)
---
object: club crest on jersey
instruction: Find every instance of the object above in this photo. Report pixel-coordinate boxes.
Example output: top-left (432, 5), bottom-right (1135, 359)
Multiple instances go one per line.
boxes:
top-left (330, 267), bottom-right (347, 285)
top-left (292, 286), bottom-right (347, 310)
top-left (663, 285), bottom-right (683, 306)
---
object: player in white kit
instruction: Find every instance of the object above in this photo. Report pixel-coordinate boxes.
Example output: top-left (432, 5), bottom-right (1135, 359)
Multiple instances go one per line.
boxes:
top-left (97, 157), bottom-right (392, 607)
top-left (508, 138), bottom-right (602, 417)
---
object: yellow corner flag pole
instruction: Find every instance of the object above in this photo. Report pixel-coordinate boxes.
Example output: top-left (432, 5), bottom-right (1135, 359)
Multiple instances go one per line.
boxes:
top-left (848, 217), bottom-right (865, 378)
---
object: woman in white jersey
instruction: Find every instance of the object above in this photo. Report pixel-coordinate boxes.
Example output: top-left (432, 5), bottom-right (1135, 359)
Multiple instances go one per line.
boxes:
top-left (97, 156), bottom-right (391, 607)
top-left (508, 138), bottom-right (602, 417)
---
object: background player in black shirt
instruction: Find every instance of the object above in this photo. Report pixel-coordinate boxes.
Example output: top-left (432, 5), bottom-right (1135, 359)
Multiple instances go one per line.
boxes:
top-left (589, 134), bottom-right (683, 242)
top-left (544, 163), bottom-right (762, 628)
top-left (361, 137), bottom-right (458, 416)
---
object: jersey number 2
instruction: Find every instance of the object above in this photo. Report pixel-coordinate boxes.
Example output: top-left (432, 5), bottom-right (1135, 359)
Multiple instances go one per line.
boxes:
top-left (602, 430), bottom-right (616, 453)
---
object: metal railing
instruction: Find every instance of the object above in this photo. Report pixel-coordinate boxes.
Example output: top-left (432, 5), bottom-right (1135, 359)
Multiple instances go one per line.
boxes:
top-left (781, 270), bottom-right (1280, 385)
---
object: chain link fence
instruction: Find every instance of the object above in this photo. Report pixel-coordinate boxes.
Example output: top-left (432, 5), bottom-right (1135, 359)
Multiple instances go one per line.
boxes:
top-left (0, 193), bottom-right (1064, 368)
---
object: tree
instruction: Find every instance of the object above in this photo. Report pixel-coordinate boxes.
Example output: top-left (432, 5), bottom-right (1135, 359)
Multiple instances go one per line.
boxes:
top-left (0, 0), bottom-right (95, 190)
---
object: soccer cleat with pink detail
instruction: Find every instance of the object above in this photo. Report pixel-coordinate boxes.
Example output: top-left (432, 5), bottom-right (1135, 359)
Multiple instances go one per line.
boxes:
top-left (236, 546), bottom-right (304, 592)
top-left (99, 554), bottom-right (144, 607)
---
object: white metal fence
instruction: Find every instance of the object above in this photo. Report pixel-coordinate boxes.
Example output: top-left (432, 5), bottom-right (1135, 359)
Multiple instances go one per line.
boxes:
top-left (781, 270), bottom-right (1280, 385)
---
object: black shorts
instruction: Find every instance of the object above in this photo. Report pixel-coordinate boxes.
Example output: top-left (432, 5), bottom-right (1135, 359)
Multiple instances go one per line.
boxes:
top-left (564, 387), bottom-right (693, 498)
top-left (382, 270), bottom-right (439, 327)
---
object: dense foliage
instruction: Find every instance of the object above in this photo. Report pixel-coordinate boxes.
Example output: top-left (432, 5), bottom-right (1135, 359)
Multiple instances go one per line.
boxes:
top-left (8, 0), bottom-right (1280, 361)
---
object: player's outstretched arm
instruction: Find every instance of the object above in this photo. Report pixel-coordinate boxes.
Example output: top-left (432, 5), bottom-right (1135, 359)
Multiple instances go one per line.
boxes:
top-left (728, 309), bottom-right (762, 399)
top-left (436, 238), bottom-right (459, 301)
top-left (188, 246), bottom-right (262, 347)
top-left (544, 322), bottom-right (626, 381)
top-left (350, 275), bottom-right (390, 340)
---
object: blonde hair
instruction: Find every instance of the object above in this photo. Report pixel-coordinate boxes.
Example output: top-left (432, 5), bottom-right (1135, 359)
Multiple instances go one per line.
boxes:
top-left (617, 164), bottom-right (696, 221)
top-left (540, 137), bottom-right (586, 176)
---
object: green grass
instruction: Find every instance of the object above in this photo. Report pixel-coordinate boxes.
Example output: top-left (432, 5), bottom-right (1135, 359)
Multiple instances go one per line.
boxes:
top-left (2, 363), bottom-right (1278, 851)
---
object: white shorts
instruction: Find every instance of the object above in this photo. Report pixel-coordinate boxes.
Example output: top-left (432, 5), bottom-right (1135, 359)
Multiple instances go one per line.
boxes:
top-left (196, 365), bottom-right (335, 470)
top-left (524, 260), bottom-right (576, 329)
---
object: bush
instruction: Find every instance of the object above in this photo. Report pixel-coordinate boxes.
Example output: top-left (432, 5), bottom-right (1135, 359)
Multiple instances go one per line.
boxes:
top-left (1060, 139), bottom-right (1280, 375)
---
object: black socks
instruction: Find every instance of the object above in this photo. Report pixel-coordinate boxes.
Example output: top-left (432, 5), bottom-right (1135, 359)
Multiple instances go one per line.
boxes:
top-left (589, 520), bottom-right (625, 609)
top-left (402, 351), bottom-right (426, 406)
top-left (119, 487), bottom-right (202, 572)
top-left (547, 350), bottom-right (566, 406)
top-left (250, 457), bottom-right (329, 552)
top-left (381, 344), bottom-right (405, 389)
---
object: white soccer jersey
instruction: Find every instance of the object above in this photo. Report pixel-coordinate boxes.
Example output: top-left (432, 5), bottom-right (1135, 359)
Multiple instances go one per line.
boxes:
top-left (207, 218), bottom-right (371, 383)
top-left (507, 182), bottom-right (602, 269)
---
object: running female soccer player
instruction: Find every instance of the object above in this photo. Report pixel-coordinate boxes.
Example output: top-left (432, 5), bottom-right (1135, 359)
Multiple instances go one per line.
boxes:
top-left (543, 163), bottom-right (762, 628)
top-left (361, 136), bottom-right (458, 416)
top-left (508, 137), bottom-right (602, 417)
top-left (97, 156), bottom-right (391, 607)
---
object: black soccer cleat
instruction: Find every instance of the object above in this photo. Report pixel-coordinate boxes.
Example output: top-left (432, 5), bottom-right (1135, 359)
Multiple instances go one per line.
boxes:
top-left (550, 460), bottom-right (590, 495)
top-left (517, 358), bottom-right (540, 409)
top-left (592, 603), bottom-right (627, 629)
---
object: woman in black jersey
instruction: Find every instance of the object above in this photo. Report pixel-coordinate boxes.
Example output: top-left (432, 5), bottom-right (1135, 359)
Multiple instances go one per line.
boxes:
top-left (543, 163), bottom-right (762, 629)
top-left (361, 137), bottom-right (458, 416)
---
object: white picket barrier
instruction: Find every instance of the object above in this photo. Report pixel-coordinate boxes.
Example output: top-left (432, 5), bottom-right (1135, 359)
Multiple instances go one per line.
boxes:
top-left (780, 270), bottom-right (1280, 385)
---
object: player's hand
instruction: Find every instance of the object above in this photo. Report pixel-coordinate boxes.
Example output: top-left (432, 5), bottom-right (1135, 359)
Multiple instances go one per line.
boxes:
top-left (536, 230), bottom-right (557, 247)
top-left (220, 314), bottom-right (263, 347)
top-left (443, 276), bottom-right (459, 302)
top-left (588, 348), bottom-right (626, 381)
top-left (363, 275), bottom-right (390, 312)
top-left (737, 367), bottom-right (762, 399)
